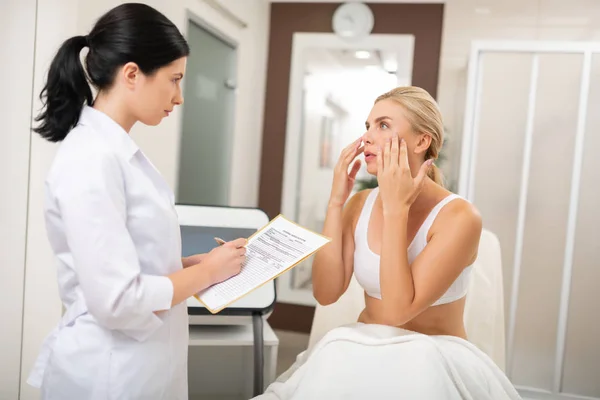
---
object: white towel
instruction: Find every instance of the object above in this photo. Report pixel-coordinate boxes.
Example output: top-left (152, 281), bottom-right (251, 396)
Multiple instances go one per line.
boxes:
top-left (254, 323), bottom-right (521, 400)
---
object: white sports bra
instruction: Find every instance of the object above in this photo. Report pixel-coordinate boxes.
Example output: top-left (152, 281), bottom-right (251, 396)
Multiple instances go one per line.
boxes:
top-left (353, 188), bottom-right (473, 306)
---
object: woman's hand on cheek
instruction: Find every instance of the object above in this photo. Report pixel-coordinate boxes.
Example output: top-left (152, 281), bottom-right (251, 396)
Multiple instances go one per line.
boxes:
top-left (376, 136), bottom-right (432, 214)
top-left (329, 137), bottom-right (365, 207)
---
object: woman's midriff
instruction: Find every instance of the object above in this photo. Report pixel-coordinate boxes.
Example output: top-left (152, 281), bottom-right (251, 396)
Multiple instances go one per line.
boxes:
top-left (358, 294), bottom-right (468, 339)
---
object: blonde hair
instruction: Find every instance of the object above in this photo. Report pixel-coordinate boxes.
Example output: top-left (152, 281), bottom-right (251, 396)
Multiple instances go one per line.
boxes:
top-left (375, 86), bottom-right (444, 186)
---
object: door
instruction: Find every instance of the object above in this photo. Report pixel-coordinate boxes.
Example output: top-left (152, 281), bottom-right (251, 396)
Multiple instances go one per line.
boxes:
top-left (177, 20), bottom-right (237, 206)
top-left (459, 41), bottom-right (600, 399)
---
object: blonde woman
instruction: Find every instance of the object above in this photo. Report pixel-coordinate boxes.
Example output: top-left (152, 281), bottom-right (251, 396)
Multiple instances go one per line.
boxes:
top-left (255, 87), bottom-right (520, 400)
top-left (313, 85), bottom-right (477, 337)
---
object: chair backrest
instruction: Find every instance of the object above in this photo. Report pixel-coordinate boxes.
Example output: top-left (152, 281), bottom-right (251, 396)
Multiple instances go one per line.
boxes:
top-left (308, 228), bottom-right (506, 371)
top-left (463, 229), bottom-right (506, 370)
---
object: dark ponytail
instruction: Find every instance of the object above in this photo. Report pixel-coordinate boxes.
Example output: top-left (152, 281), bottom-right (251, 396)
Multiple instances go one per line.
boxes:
top-left (34, 3), bottom-right (189, 142)
top-left (34, 35), bottom-right (92, 142)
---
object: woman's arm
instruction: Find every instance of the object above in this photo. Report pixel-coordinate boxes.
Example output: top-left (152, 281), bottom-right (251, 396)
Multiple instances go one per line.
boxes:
top-left (167, 263), bottom-right (214, 306)
top-left (312, 137), bottom-right (365, 305)
top-left (54, 150), bottom-right (245, 342)
top-left (168, 240), bottom-right (246, 307)
top-left (377, 201), bottom-right (481, 326)
top-left (374, 137), bottom-right (482, 326)
top-left (312, 192), bottom-right (365, 305)
top-left (182, 254), bottom-right (206, 268)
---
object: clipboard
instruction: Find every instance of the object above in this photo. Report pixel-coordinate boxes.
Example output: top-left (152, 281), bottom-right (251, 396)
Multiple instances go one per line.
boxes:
top-left (177, 204), bottom-right (277, 317)
top-left (194, 214), bottom-right (331, 314)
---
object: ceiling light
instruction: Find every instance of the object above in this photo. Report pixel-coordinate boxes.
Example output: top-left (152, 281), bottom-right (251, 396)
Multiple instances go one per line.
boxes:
top-left (354, 50), bottom-right (371, 59)
top-left (475, 7), bottom-right (491, 15)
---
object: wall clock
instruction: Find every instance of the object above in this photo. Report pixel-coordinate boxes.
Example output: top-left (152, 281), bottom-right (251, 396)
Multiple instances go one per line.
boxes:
top-left (332, 2), bottom-right (375, 41)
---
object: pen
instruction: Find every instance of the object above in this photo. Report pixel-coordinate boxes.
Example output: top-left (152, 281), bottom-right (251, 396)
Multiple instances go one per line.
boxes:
top-left (214, 237), bottom-right (226, 246)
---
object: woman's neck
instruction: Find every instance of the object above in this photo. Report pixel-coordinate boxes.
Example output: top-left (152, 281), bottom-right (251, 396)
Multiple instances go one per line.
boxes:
top-left (93, 92), bottom-right (136, 133)
top-left (409, 178), bottom-right (444, 213)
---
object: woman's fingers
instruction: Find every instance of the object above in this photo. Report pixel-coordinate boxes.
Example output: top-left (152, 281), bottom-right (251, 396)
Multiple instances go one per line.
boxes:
top-left (383, 139), bottom-right (391, 170)
top-left (400, 138), bottom-right (410, 171)
top-left (343, 137), bottom-right (362, 156)
top-left (391, 136), bottom-right (400, 167)
top-left (339, 138), bottom-right (363, 168)
top-left (415, 159), bottom-right (433, 190)
top-left (343, 144), bottom-right (364, 170)
top-left (348, 159), bottom-right (362, 180)
top-left (228, 238), bottom-right (247, 248)
top-left (376, 145), bottom-right (384, 177)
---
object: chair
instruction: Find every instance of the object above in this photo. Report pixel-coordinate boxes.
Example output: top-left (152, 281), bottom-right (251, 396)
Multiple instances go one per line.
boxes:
top-left (308, 228), bottom-right (507, 371)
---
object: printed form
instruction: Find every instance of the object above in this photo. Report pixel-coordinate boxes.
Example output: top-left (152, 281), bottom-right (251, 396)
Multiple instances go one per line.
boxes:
top-left (196, 215), bottom-right (331, 313)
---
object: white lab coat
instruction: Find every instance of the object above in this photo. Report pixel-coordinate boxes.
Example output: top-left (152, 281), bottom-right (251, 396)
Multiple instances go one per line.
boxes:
top-left (27, 106), bottom-right (189, 400)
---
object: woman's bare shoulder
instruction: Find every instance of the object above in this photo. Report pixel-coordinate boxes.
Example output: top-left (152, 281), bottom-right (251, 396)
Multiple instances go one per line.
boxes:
top-left (346, 189), bottom-right (372, 213)
top-left (432, 195), bottom-right (482, 240)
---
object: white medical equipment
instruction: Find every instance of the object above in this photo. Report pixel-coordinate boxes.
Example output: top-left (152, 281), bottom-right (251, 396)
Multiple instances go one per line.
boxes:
top-left (307, 228), bottom-right (507, 370)
top-left (176, 204), bottom-right (277, 397)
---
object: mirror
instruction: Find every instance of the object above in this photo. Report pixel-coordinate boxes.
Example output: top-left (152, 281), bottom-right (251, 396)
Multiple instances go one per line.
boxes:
top-left (278, 33), bottom-right (415, 306)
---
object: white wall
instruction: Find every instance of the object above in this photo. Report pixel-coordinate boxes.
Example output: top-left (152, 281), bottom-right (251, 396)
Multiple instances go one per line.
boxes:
top-left (437, 0), bottom-right (600, 190)
top-left (436, 1), bottom-right (600, 397)
top-left (6, 1), bottom-right (269, 399)
top-left (20, 0), bottom-right (83, 398)
top-left (0, 1), bottom-right (37, 399)
top-left (76, 0), bottom-right (269, 207)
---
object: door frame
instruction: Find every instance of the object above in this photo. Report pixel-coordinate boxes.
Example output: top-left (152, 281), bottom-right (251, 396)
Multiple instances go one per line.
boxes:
top-left (458, 40), bottom-right (600, 399)
top-left (278, 32), bottom-right (415, 306)
top-left (186, 9), bottom-right (238, 50)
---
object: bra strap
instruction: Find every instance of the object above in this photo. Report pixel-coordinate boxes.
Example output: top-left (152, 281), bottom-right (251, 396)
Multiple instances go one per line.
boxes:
top-left (420, 194), bottom-right (462, 238)
top-left (355, 188), bottom-right (379, 242)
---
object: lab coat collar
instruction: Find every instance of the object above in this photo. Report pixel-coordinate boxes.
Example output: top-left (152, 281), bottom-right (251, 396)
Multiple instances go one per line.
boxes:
top-left (79, 106), bottom-right (139, 159)
top-left (78, 106), bottom-right (175, 206)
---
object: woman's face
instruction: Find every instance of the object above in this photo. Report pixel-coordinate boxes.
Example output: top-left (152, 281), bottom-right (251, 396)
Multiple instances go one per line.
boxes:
top-left (130, 57), bottom-right (187, 126)
top-left (362, 99), bottom-right (415, 175)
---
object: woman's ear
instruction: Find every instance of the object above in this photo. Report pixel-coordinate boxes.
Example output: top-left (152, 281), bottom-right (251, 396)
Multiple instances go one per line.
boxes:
top-left (121, 62), bottom-right (141, 89)
top-left (413, 133), bottom-right (432, 155)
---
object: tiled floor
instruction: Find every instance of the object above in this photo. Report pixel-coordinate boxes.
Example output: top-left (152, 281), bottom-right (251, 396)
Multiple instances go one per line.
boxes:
top-left (189, 329), bottom-right (309, 400)
top-left (273, 329), bottom-right (310, 377)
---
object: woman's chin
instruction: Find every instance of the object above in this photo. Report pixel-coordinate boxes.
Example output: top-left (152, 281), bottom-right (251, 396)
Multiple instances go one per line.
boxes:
top-left (366, 164), bottom-right (378, 176)
top-left (138, 113), bottom-right (164, 127)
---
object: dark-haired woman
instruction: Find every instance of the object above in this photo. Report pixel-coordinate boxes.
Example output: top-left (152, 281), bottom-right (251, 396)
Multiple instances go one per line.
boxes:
top-left (27, 4), bottom-right (246, 399)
